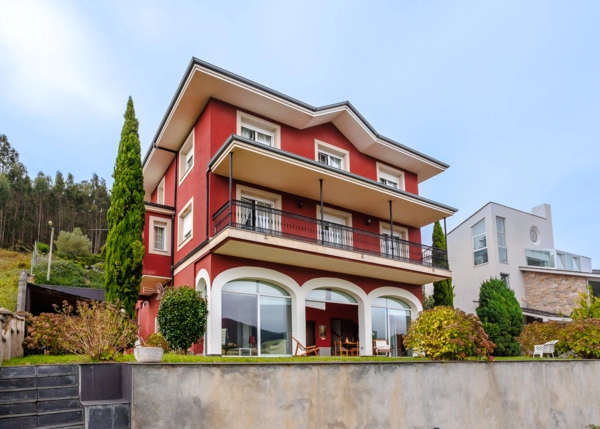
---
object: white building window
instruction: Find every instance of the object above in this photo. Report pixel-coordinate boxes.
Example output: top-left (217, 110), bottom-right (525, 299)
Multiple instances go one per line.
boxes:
top-left (377, 163), bottom-right (405, 190)
top-left (380, 222), bottom-right (409, 260)
top-left (179, 131), bottom-right (194, 182)
top-left (496, 216), bottom-right (507, 263)
top-left (157, 176), bottom-right (165, 205)
top-left (500, 273), bottom-right (509, 286)
top-left (317, 207), bottom-right (352, 246)
top-left (315, 140), bottom-right (349, 171)
top-left (178, 199), bottom-right (193, 247)
top-left (557, 251), bottom-right (581, 272)
top-left (236, 186), bottom-right (282, 232)
top-left (237, 111), bottom-right (281, 148)
top-left (525, 249), bottom-right (555, 268)
top-left (149, 216), bottom-right (171, 256)
top-left (472, 219), bottom-right (488, 266)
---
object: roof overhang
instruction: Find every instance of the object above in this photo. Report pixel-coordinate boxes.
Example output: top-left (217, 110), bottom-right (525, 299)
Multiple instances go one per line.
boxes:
top-left (520, 266), bottom-right (600, 280)
top-left (143, 58), bottom-right (450, 198)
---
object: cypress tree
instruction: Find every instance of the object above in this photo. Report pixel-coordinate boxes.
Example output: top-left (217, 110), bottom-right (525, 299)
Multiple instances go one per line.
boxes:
top-left (105, 97), bottom-right (145, 317)
top-left (476, 277), bottom-right (523, 356)
top-left (432, 221), bottom-right (454, 307)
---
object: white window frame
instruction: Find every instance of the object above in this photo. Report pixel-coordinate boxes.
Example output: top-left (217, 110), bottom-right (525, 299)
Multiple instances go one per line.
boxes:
top-left (237, 111), bottom-right (281, 149)
top-left (472, 219), bottom-right (488, 266)
top-left (496, 216), bottom-right (508, 264)
top-left (177, 198), bottom-right (193, 249)
top-left (500, 273), bottom-right (509, 286)
top-left (179, 131), bottom-right (194, 183)
top-left (376, 163), bottom-right (405, 190)
top-left (379, 222), bottom-right (409, 259)
top-left (316, 206), bottom-right (352, 246)
top-left (315, 140), bottom-right (349, 171)
top-left (149, 216), bottom-right (171, 256)
top-left (236, 185), bottom-right (282, 232)
top-left (157, 176), bottom-right (165, 205)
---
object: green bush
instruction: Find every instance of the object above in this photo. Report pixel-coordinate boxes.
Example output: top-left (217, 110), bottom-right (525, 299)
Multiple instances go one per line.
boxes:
top-left (57, 300), bottom-right (138, 360)
top-left (403, 306), bottom-right (495, 360)
top-left (144, 333), bottom-right (170, 351)
top-left (516, 321), bottom-right (568, 356)
top-left (32, 259), bottom-right (104, 288)
top-left (23, 312), bottom-right (68, 355)
top-left (157, 286), bottom-right (208, 353)
top-left (37, 242), bottom-right (49, 254)
top-left (559, 319), bottom-right (600, 359)
top-left (571, 286), bottom-right (600, 320)
top-left (476, 278), bottom-right (523, 356)
top-left (55, 227), bottom-right (91, 258)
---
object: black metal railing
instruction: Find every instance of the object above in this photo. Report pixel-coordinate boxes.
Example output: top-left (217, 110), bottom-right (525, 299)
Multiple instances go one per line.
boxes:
top-left (213, 200), bottom-right (449, 269)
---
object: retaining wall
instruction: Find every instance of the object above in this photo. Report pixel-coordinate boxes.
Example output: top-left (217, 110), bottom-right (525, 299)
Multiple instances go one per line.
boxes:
top-left (131, 360), bottom-right (600, 429)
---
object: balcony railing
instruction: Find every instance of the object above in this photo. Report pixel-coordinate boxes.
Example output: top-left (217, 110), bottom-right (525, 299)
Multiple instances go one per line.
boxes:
top-left (213, 200), bottom-right (449, 269)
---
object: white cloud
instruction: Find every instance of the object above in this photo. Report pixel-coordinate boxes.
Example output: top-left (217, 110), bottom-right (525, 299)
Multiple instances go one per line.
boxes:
top-left (0, 2), bottom-right (119, 116)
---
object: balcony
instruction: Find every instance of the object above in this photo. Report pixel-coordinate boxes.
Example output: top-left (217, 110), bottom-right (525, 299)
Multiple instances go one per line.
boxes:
top-left (210, 200), bottom-right (450, 285)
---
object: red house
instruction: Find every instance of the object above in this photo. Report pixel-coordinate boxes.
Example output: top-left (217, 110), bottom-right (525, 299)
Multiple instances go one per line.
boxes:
top-left (138, 58), bottom-right (456, 356)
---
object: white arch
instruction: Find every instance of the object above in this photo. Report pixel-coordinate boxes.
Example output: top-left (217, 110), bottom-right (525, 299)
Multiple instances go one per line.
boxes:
top-left (301, 278), bottom-right (369, 356)
top-left (195, 269), bottom-right (210, 355)
top-left (208, 267), bottom-right (301, 355)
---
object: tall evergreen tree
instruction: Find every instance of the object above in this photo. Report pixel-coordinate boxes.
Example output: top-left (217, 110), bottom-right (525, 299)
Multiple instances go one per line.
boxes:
top-left (476, 277), bottom-right (523, 356)
top-left (432, 221), bottom-right (454, 307)
top-left (105, 97), bottom-right (145, 317)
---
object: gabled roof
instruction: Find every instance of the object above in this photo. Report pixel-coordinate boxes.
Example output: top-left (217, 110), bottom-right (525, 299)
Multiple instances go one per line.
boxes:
top-left (143, 58), bottom-right (450, 197)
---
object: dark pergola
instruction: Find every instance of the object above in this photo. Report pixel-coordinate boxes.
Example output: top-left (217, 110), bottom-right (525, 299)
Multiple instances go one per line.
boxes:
top-left (25, 283), bottom-right (105, 316)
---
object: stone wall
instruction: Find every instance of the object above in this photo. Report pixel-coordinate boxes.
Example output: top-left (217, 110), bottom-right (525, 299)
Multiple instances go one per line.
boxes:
top-left (130, 361), bottom-right (600, 429)
top-left (523, 271), bottom-right (587, 315)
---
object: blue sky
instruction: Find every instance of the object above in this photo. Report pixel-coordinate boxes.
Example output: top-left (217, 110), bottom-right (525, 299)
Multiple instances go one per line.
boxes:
top-left (1, 1), bottom-right (598, 267)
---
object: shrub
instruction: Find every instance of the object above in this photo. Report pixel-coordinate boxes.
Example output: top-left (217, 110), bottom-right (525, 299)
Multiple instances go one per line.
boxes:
top-left (571, 286), bottom-right (600, 320)
top-left (144, 333), bottom-right (170, 351)
top-left (516, 321), bottom-right (568, 356)
top-left (32, 259), bottom-right (104, 288)
top-left (476, 277), bottom-right (523, 356)
top-left (57, 300), bottom-right (138, 360)
top-left (55, 228), bottom-right (91, 258)
top-left (22, 312), bottom-right (68, 355)
top-left (37, 242), bottom-right (50, 254)
top-left (559, 319), bottom-right (600, 359)
top-left (403, 306), bottom-right (495, 360)
top-left (157, 286), bottom-right (208, 353)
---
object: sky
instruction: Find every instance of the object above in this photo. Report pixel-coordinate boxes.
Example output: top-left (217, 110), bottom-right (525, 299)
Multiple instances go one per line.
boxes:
top-left (0, 1), bottom-right (599, 266)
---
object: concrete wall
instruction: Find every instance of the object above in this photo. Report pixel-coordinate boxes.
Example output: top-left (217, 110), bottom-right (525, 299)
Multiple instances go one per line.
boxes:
top-left (131, 361), bottom-right (600, 429)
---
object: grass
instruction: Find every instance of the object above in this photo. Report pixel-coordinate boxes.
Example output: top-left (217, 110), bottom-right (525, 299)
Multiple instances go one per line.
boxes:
top-left (0, 249), bottom-right (31, 311)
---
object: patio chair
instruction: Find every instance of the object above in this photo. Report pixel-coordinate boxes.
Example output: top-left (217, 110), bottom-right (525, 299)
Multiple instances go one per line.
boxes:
top-left (533, 340), bottom-right (558, 358)
top-left (373, 339), bottom-right (391, 357)
top-left (334, 340), bottom-right (348, 356)
top-left (291, 335), bottom-right (320, 356)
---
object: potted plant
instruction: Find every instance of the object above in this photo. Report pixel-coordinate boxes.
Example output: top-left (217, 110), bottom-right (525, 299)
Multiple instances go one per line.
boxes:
top-left (134, 333), bottom-right (168, 362)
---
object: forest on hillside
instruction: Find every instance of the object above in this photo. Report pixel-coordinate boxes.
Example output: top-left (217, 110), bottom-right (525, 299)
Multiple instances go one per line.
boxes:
top-left (0, 134), bottom-right (110, 254)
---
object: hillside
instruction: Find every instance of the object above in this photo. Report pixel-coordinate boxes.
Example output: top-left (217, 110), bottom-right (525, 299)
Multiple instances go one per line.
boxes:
top-left (0, 249), bottom-right (31, 311)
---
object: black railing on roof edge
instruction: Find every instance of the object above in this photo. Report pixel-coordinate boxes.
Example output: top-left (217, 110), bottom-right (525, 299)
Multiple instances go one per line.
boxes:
top-left (212, 200), bottom-right (449, 269)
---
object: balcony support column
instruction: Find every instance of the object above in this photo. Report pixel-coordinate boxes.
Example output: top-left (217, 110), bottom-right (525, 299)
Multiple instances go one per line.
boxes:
top-left (228, 152), bottom-right (233, 226)
top-left (389, 200), bottom-right (394, 258)
top-left (320, 179), bottom-right (324, 244)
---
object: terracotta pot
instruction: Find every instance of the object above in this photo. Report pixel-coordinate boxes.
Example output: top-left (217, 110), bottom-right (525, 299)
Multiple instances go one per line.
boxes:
top-left (134, 346), bottom-right (164, 363)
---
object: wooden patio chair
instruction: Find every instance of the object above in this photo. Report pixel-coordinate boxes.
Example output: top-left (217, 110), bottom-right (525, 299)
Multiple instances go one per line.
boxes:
top-left (334, 340), bottom-right (348, 356)
top-left (291, 335), bottom-right (320, 356)
top-left (533, 340), bottom-right (558, 358)
top-left (373, 339), bottom-right (391, 357)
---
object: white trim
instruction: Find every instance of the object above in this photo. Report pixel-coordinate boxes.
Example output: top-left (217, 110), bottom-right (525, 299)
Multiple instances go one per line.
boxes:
top-left (237, 111), bottom-right (281, 149)
top-left (315, 140), bottom-right (350, 171)
top-left (149, 215), bottom-right (171, 256)
top-left (156, 176), bottom-right (165, 204)
top-left (179, 130), bottom-right (194, 184)
top-left (208, 267), bottom-right (301, 356)
top-left (236, 185), bottom-right (282, 210)
top-left (177, 198), bottom-right (193, 249)
top-left (376, 162), bottom-right (405, 191)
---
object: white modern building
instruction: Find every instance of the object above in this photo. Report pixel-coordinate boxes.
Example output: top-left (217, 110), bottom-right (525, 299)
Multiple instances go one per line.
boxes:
top-left (447, 202), bottom-right (600, 322)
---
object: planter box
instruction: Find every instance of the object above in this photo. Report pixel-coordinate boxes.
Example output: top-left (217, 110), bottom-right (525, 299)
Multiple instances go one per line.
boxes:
top-left (134, 347), bottom-right (164, 363)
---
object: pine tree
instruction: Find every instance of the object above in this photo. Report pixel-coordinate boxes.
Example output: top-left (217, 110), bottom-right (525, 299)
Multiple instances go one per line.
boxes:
top-left (104, 97), bottom-right (145, 317)
top-left (476, 277), bottom-right (523, 356)
top-left (432, 221), bottom-right (454, 307)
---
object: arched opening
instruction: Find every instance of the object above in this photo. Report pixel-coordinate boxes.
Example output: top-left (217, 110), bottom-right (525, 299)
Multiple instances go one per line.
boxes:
top-left (306, 288), bottom-right (359, 355)
top-left (371, 296), bottom-right (411, 356)
top-left (221, 279), bottom-right (292, 356)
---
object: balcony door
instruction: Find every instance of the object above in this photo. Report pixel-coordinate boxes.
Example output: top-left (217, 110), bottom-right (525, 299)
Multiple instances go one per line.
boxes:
top-left (380, 224), bottom-right (408, 260)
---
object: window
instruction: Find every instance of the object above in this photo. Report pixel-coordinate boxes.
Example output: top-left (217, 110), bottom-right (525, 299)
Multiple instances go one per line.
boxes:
top-left (179, 131), bottom-right (194, 182)
top-left (317, 207), bottom-right (352, 247)
top-left (380, 223), bottom-right (409, 260)
top-left (149, 216), bottom-right (171, 256)
top-left (157, 177), bottom-right (165, 205)
top-left (236, 186), bottom-right (281, 232)
top-left (221, 280), bottom-right (291, 356)
top-left (525, 249), bottom-right (555, 268)
top-left (315, 140), bottom-right (349, 171)
top-left (471, 219), bottom-right (488, 266)
top-left (496, 217), bottom-right (507, 263)
top-left (377, 163), bottom-right (405, 190)
top-left (500, 273), bottom-right (509, 286)
top-left (371, 297), bottom-right (411, 357)
top-left (237, 112), bottom-right (280, 148)
top-left (178, 199), bottom-right (193, 246)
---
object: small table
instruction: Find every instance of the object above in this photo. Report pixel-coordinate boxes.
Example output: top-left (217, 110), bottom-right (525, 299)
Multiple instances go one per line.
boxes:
top-left (343, 341), bottom-right (359, 356)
